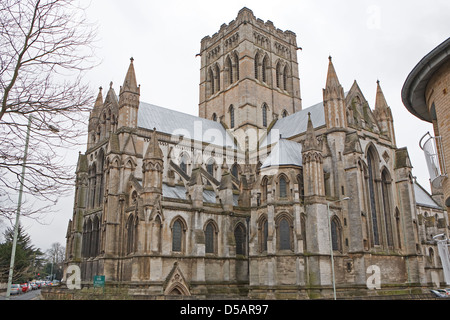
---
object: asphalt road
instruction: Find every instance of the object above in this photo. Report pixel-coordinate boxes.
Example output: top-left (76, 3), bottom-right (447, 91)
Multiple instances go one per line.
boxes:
top-left (0, 289), bottom-right (41, 300)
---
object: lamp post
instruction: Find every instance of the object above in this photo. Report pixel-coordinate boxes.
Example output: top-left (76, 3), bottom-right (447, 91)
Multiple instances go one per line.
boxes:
top-left (327, 197), bottom-right (350, 300)
top-left (5, 116), bottom-right (59, 299)
top-left (5, 116), bottom-right (32, 300)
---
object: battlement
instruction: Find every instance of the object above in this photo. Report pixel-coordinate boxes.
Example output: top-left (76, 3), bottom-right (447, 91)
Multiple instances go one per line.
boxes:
top-left (200, 7), bottom-right (297, 52)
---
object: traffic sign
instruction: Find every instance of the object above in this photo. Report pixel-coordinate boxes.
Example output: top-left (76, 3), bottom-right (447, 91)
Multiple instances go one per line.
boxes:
top-left (93, 275), bottom-right (105, 288)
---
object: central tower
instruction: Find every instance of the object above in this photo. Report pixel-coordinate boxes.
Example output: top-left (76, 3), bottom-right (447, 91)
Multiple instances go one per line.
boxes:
top-left (198, 7), bottom-right (302, 137)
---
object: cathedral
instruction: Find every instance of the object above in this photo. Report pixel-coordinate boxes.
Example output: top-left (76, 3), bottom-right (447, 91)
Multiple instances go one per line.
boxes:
top-left (64, 8), bottom-right (448, 299)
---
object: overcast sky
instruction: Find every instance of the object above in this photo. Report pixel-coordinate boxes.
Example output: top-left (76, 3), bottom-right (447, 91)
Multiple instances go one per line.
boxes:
top-left (12, 0), bottom-right (450, 251)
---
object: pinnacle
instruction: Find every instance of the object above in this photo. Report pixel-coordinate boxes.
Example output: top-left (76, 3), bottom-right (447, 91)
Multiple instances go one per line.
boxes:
top-left (375, 80), bottom-right (389, 111)
top-left (122, 57), bottom-right (139, 94)
top-left (325, 56), bottom-right (341, 89)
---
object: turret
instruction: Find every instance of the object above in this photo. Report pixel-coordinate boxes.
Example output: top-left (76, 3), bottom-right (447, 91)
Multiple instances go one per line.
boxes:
top-left (219, 161), bottom-right (234, 212)
top-left (88, 87), bottom-right (103, 148)
top-left (302, 113), bottom-right (325, 197)
top-left (142, 129), bottom-right (163, 204)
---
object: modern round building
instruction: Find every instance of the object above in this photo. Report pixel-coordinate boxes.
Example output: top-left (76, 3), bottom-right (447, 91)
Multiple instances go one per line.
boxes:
top-left (402, 37), bottom-right (450, 213)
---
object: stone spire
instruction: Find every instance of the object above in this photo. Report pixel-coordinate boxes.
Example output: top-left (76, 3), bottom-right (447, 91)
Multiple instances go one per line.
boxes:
top-left (302, 112), bottom-right (321, 152)
top-left (323, 56), bottom-right (346, 129)
top-left (302, 112), bottom-right (325, 198)
top-left (94, 86), bottom-right (103, 109)
top-left (325, 56), bottom-right (342, 91)
top-left (120, 57), bottom-right (140, 95)
top-left (118, 58), bottom-right (140, 128)
top-left (144, 128), bottom-right (164, 160)
top-left (374, 80), bottom-right (396, 145)
top-left (374, 80), bottom-right (390, 115)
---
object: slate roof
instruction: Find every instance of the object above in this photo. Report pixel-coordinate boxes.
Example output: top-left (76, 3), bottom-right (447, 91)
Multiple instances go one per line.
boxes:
top-left (261, 139), bottom-right (303, 168)
top-left (414, 181), bottom-right (442, 210)
top-left (162, 183), bottom-right (238, 206)
top-left (261, 101), bottom-right (325, 147)
top-left (138, 102), bottom-right (236, 149)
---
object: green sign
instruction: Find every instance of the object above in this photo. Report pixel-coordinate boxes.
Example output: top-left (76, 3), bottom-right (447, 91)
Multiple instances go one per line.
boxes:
top-left (93, 275), bottom-right (105, 288)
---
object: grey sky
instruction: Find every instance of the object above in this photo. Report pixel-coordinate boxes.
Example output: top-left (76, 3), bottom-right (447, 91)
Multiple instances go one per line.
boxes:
top-left (13, 0), bottom-right (450, 251)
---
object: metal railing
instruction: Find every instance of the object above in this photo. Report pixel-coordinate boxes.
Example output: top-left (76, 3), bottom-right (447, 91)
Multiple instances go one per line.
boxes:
top-left (420, 132), bottom-right (447, 188)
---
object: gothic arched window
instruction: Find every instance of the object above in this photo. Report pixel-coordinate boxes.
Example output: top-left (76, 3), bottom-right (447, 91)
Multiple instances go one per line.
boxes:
top-left (231, 163), bottom-right (239, 179)
top-left (259, 217), bottom-right (269, 252)
top-left (234, 223), bottom-right (246, 256)
top-left (278, 217), bottom-right (291, 250)
top-left (205, 221), bottom-right (216, 254)
top-left (180, 153), bottom-right (189, 174)
top-left (126, 214), bottom-right (136, 255)
top-left (276, 62), bottom-right (282, 88)
top-left (215, 63), bottom-right (220, 93)
top-left (254, 52), bottom-right (260, 80)
top-left (262, 104), bottom-right (268, 127)
top-left (229, 105), bottom-right (235, 128)
top-left (172, 219), bottom-right (185, 253)
top-left (206, 158), bottom-right (215, 177)
top-left (97, 149), bottom-right (105, 207)
top-left (381, 169), bottom-right (394, 247)
top-left (367, 147), bottom-right (380, 245)
top-left (233, 51), bottom-right (240, 81)
top-left (283, 65), bottom-right (289, 90)
top-left (331, 217), bottom-right (342, 252)
top-left (89, 163), bottom-right (96, 209)
top-left (261, 176), bottom-right (269, 204)
top-left (262, 55), bottom-right (268, 83)
top-left (279, 175), bottom-right (287, 198)
top-left (226, 56), bottom-right (233, 85)
top-left (92, 215), bottom-right (100, 257)
top-left (208, 67), bottom-right (214, 96)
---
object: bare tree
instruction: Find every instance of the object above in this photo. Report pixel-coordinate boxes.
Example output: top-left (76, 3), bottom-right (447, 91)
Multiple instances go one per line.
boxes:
top-left (0, 0), bottom-right (98, 220)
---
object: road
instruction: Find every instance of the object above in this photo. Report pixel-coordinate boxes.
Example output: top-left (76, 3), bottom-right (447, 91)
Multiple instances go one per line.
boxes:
top-left (0, 289), bottom-right (41, 300)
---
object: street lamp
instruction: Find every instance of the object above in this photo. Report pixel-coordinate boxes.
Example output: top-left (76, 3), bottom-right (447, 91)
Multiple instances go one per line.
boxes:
top-left (327, 196), bottom-right (351, 300)
top-left (5, 116), bottom-right (59, 299)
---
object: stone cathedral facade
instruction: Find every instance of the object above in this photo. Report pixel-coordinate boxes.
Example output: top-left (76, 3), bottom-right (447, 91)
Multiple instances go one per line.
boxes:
top-left (64, 8), bottom-right (447, 299)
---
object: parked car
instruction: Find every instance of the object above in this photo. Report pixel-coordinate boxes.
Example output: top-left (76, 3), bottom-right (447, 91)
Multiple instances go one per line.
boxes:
top-left (430, 289), bottom-right (448, 298)
top-left (21, 283), bottom-right (32, 293)
top-left (9, 284), bottom-right (22, 295)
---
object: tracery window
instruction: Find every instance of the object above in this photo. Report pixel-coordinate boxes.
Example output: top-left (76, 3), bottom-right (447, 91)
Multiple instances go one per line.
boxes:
top-left (367, 147), bottom-right (380, 245)
top-left (278, 217), bottom-right (291, 250)
top-left (279, 175), bottom-right (287, 198)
